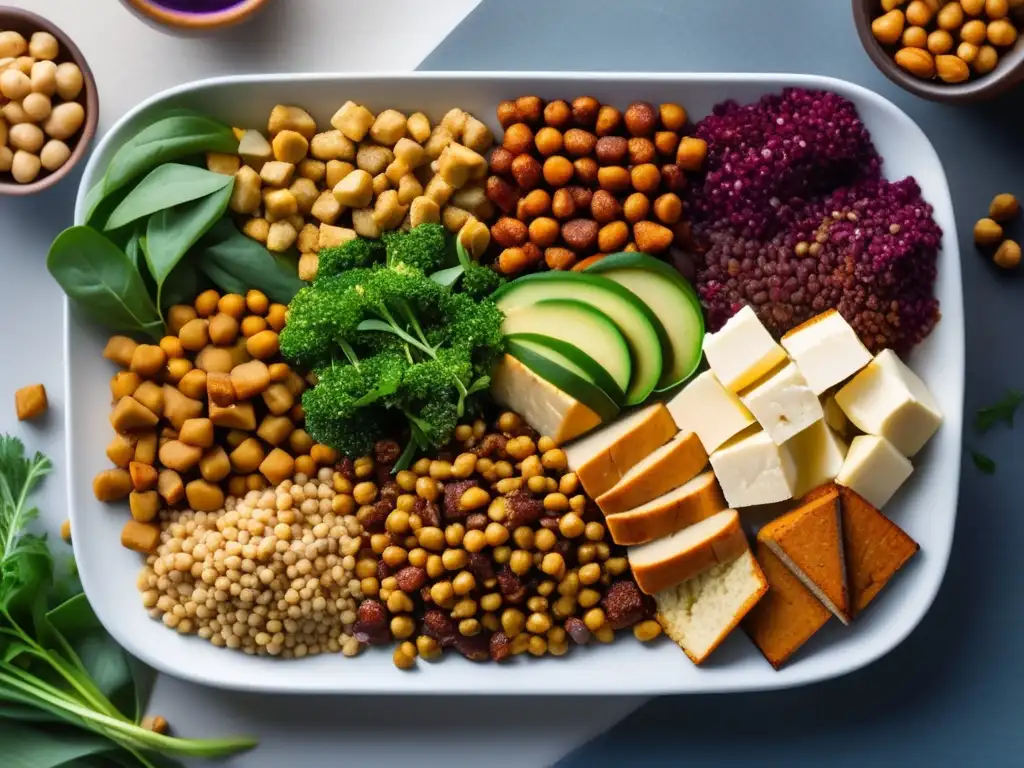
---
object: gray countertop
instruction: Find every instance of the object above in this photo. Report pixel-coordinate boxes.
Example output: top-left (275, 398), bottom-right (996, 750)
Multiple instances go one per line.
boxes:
top-left (423, 0), bottom-right (1024, 764)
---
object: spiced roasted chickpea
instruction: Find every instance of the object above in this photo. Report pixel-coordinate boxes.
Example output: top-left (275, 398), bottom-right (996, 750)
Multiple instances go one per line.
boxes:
top-left (597, 166), bottom-right (631, 194)
top-left (622, 192), bottom-right (651, 223)
top-left (571, 96), bottom-right (599, 127)
top-left (595, 104), bottom-right (622, 136)
top-left (516, 96), bottom-right (544, 126)
top-left (659, 102), bottom-right (688, 131)
top-left (628, 137), bottom-right (656, 165)
top-left (542, 156), bottom-right (574, 187)
top-left (563, 128), bottom-right (597, 157)
top-left (534, 126), bottom-right (564, 156)
top-left (624, 101), bottom-right (657, 136)
top-left (545, 247), bottom-right (577, 271)
top-left (595, 135), bottom-right (628, 165)
top-left (497, 100), bottom-right (520, 129)
top-left (573, 157), bottom-right (599, 186)
top-left (653, 193), bottom-right (683, 224)
top-left (489, 147), bottom-right (515, 175)
top-left (543, 99), bottom-right (572, 129)
top-left (631, 164), bottom-right (661, 194)
top-left (519, 189), bottom-right (552, 219)
top-left (502, 123), bottom-right (534, 156)
top-left (529, 217), bottom-right (560, 247)
top-left (590, 190), bottom-right (622, 225)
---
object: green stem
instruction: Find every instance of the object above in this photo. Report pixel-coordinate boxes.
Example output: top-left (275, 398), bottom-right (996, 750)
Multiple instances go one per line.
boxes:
top-left (0, 667), bottom-right (255, 756)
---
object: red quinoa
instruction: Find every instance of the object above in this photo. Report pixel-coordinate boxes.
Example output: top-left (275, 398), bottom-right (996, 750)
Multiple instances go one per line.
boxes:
top-left (687, 89), bottom-right (941, 354)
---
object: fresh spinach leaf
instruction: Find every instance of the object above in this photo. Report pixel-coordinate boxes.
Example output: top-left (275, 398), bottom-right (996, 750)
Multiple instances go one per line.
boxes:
top-left (46, 227), bottom-right (164, 340)
top-left (0, 722), bottom-right (115, 768)
top-left (160, 256), bottom-right (199, 310)
top-left (102, 113), bottom-right (237, 198)
top-left (975, 389), bottom-right (1022, 433)
top-left (971, 449), bottom-right (996, 474)
top-left (196, 219), bottom-right (304, 303)
top-left (124, 228), bottom-right (143, 269)
top-left (146, 183), bottom-right (233, 304)
top-left (104, 164), bottom-right (233, 232)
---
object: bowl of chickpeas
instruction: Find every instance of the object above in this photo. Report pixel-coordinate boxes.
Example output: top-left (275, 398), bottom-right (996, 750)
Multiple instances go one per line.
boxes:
top-left (853, 0), bottom-right (1024, 101)
top-left (0, 8), bottom-right (98, 195)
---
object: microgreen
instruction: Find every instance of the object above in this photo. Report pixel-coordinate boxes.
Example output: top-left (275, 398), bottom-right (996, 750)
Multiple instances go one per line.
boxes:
top-left (975, 389), bottom-right (1023, 433)
top-left (970, 450), bottom-right (996, 475)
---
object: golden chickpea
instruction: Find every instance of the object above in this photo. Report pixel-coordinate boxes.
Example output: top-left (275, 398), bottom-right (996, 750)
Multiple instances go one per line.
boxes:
top-left (386, 509), bottom-right (411, 535)
top-left (390, 615), bottom-right (416, 639)
top-left (605, 557), bottom-right (629, 576)
top-left (445, 523), bottom-right (465, 548)
top-left (458, 618), bottom-right (481, 637)
top-left (994, 239), bottom-right (1021, 269)
top-left (360, 577), bottom-right (380, 597)
top-left (417, 635), bottom-right (442, 660)
top-left (526, 612), bottom-right (552, 635)
top-left (986, 0), bottom-right (1009, 17)
top-left (988, 18), bottom-right (1017, 46)
top-left (454, 424), bottom-right (473, 442)
top-left (512, 526), bottom-right (535, 550)
top-left (442, 548), bottom-right (467, 571)
top-left (452, 598), bottom-right (477, 619)
top-left (579, 562), bottom-right (602, 585)
top-left (595, 541), bottom-right (611, 560)
top-left (927, 29), bottom-right (954, 54)
top-left (396, 470), bottom-right (418, 492)
top-left (452, 452), bottom-right (478, 478)
top-left (370, 533), bottom-right (390, 554)
top-left (542, 492), bottom-right (570, 513)
top-left (509, 549), bottom-right (532, 575)
top-left (902, 25), bottom-right (928, 47)
top-left (974, 43), bottom-right (999, 73)
top-left (246, 330), bottom-right (280, 359)
top-left (415, 476), bottom-right (439, 501)
top-left (497, 411), bottom-right (521, 433)
top-left (240, 316), bottom-right (267, 337)
top-left (245, 289), bottom-right (269, 316)
top-left (453, 570), bottom-right (477, 596)
top-left (352, 481), bottom-right (377, 505)
top-left (534, 527), bottom-right (557, 552)
top-left (583, 607), bottom-right (606, 632)
top-left (961, 18), bottom-right (988, 44)
top-left (382, 546), bottom-right (407, 568)
top-left (417, 526), bottom-right (444, 551)
top-left (426, 554), bottom-right (445, 579)
top-left (430, 580), bottom-right (455, 606)
top-left (492, 545), bottom-right (512, 565)
top-left (194, 289), bottom-right (220, 318)
top-left (527, 636), bottom-right (548, 656)
top-left (481, 522), bottom-right (508, 548)
top-left (463, 529), bottom-right (487, 553)
top-left (428, 459), bottom-right (452, 480)
top-left (577, 542), bottom-right (597, 564)
top-left (558, 512), bottom-right (585, 538)
top-left (526, 475), bottom-right (547, 494)
top-left (393, 644), bottom-right (416, 669)
top-left (520, 455), bottom-right (544, 479)
top-left (480, 593), bottom-right (503, 613)
top-left (407, 548), bottom-right (428, 568)
top-left (506, 435), bottom-right (536, 460)
top-left (961, 0), bottom-right (985, 12)
top-left (541, 552), bottom-right (566, 580)
top-left (460, 486), bottom-right (490, 511)
top-left (585, 521), bottom-right (605, 541)
top-left (936, 1), bottom-right (963, 29)
top-left (578, 588), bottom-right (601, 609)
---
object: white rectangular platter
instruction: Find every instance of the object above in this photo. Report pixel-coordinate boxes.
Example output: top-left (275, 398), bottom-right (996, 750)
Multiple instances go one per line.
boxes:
top-left (67, 72), bottom-right (964, 694)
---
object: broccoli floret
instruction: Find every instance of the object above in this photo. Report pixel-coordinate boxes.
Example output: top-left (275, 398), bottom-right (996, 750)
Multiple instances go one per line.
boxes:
top-left (460, 263), bottom-right (506, 301)
top-left (406, 398), bottom-right (459, 450)
top-left (279, 268), bottom-right (374, 367)
top-left (316, 238), bottom-right (384, 280)
top-left (443, 292), bottom-right (504, 352)
top-left (384, 223), bottom-right (448, 273)
top-left (302, 363), bottom-right (385, 456)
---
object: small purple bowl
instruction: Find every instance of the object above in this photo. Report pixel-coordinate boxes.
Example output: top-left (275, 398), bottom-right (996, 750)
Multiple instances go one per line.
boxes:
top-left (120, 0), bottom-right (270, 32)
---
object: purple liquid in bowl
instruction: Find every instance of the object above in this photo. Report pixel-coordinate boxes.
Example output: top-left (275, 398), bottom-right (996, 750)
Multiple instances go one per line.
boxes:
top-left (151, 0), bottom-right (245, 12)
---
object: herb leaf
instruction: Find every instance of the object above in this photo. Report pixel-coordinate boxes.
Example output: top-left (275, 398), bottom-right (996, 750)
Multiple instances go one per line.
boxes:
top-left (104, 164), bottom-right (233, 232)
top-left (196, 219), bottom-right (304, 304)
top-left (971, 450), bottom-right (996, 474)
top-left (975, 389), bottom-right (1023, 433)
top-left (100, 113), bottom-right (237, 200)
top-left (46, 227), bottom-right (164, 340)
top-left (146, 182), bottom-right (233, 307)
top-left (429, 264), bottom-right (464, 287)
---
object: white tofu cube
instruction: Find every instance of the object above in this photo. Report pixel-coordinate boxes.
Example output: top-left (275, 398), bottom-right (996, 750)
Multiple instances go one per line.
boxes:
top-left (702, 305), bottom-right (787, 392)
top-left (739, 361), bottom-right (824, 445)
top-left (836, 434), bottom-right (913, 509)
top-left (789, 420), bottom-right (848, 499)
top-left (781, 310), bottom-right (873, 394)
top-left (710, 429), bottom-right (797, 508)
top-left (667, 370), bottom-right (755, 453)
top-left (835, 349), bottom-right (943, 457)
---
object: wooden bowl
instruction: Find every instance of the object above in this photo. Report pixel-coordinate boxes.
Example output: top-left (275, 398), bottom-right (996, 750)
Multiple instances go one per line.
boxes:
top-left (0, 7), bottom-right (98, 196)
top-left (120, 0), bottom-right (271, 32)
top-left (852, 0), bottom-right (1024, 102)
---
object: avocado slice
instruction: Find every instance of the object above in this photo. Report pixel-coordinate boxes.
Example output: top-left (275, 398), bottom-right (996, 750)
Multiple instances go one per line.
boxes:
top-left (506, 339), bottom-right (620, 423)
top-left (506, 332), bottom-right (627, 406)
top-left (500, 298), bottom-right (632, 395)
top-left (585, 252), bottom-right (704, 390)
top-left (494, 272), bottom-right (665, 405)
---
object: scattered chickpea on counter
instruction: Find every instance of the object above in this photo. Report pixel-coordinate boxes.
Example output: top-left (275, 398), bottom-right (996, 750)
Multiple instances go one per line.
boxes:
top-left (485, 95), bottom-right (701, 276)
top-left (0, 29), bottom-right (86, 183)
top-left (222, 101), bottom-right (494, 281)
top-left (874, 0), bottom-right (1020, 84)
top-left (14, 382), bottom-right (47, 421)
top-left (350, 412), bottom-right (659, 669)
top-left (974, 192), bottom-right (1021, 269)
top-left (95, 288), bottom-right (343, 553)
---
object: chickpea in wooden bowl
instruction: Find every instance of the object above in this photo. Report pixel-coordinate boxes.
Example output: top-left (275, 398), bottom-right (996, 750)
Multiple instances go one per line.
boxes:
top-left (0, 8), bottom-right (98, 195)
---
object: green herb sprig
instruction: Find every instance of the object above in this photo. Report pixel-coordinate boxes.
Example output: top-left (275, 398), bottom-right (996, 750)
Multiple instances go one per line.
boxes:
top-left (0, 436), bottom-right (255, 767)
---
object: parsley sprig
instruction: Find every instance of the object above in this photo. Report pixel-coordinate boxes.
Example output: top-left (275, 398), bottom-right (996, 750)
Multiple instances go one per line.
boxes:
top-left (0, 435), bottom-right (255, 767)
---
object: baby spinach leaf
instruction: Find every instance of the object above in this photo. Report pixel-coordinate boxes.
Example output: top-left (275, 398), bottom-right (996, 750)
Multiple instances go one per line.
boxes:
top-left (46, 227), bottom-right (164, 340)
top-left (123, 229), bottom-right (143, 269)
top-left (104, 164), bottom-right (233, 232)
top-left (196, 219), bottom-right (304, 304)
top-left (102, 113), bottom-right (237, 198)
top-left (146, 183), bottom-right (233, 306)
top-left (160, 257), bottom-right (199, 310)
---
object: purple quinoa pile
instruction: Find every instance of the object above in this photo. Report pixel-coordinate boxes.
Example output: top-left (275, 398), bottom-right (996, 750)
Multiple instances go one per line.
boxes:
top-left (686, 88), bottom-right (941, 354)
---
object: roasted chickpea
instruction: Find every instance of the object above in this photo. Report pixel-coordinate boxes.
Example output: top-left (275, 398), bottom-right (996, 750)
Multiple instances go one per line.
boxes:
top-left (502, 123), bottom-right (534, 156)
top-left (594, 104), bottom-right (622, 136)
top-left (543, 156), bottom-right (574, 187)
top-left (534, 126), bottom-right (564, 156)
top-left (571, 96), bottom-right (599, 127)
